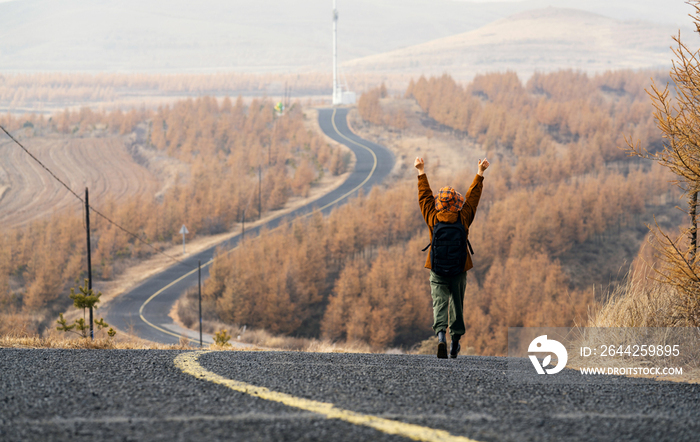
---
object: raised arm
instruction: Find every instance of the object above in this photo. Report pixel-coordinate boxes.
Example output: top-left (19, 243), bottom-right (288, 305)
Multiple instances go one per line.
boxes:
top-left (460, 158), bottom-right (489, 226)
top-left (415, 157), bottom-right (437, 226)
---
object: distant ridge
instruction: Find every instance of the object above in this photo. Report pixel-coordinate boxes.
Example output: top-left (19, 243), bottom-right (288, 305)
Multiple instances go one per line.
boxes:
top-left (343, 7), bottom-right (676, 79)
top-left (0, 1), bottom-right (687, 74)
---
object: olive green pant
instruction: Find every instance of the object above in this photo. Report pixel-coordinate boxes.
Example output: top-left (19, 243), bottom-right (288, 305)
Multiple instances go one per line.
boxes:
top-left (430, 270), bottom-right (467, 337)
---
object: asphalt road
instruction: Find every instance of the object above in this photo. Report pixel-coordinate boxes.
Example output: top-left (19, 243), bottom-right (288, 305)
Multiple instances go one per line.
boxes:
top-left (104, 108), bottom-right (394, 344)
top-left (41, 109), bottom-right (700, 442)
top-left (1, 349), bottom-right (698, 442)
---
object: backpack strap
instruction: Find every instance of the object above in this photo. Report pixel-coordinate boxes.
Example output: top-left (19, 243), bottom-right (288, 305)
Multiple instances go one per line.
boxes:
top-left (457, 212), bottom-right (475, 255)
top-left (422, 213), bottom-right (475, 254)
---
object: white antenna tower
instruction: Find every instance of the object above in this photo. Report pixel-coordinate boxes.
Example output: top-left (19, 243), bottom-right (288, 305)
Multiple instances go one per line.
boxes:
top-left (332, 0), bottom-right (355, 105)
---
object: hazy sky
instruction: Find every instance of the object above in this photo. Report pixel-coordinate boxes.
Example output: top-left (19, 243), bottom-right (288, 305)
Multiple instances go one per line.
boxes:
top-left (0, 0), bottom-right (689, 72)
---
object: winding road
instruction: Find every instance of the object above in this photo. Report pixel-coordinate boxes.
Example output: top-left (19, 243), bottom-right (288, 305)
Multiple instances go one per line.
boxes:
top-left (105, 108), bottom-right (394, 345)
top-left (4, 109), bottom-right (699, 442)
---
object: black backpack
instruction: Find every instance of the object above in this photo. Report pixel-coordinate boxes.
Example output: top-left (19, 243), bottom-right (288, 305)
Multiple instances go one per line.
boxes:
top-left (423, 216), bottom-right (474, 277)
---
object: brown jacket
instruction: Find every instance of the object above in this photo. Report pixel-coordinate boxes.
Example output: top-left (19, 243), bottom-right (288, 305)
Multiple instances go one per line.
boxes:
top-left (418, 173), bottom-right (484, 272)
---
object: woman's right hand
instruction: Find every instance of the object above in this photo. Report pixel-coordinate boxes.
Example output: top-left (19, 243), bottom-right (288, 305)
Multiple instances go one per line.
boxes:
top-left (414, 157), bottom-right (425, 173)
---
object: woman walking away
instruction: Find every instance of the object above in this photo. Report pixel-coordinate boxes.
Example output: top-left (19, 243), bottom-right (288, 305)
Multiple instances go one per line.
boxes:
top-left (415, 156), bottom-right (489, 359)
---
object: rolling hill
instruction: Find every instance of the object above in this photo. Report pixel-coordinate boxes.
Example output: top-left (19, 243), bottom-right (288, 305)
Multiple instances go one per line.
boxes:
top-left (343, 8), bottom-right (677, 79)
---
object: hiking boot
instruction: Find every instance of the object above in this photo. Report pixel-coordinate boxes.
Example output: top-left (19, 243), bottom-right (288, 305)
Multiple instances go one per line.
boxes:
top-left (449, 335), bottom-right (461, 359)
top-left (437, 331), bottom-right (447, 359)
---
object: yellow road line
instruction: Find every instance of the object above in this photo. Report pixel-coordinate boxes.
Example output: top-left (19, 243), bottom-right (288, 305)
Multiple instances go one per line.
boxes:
top-left (138, 108), bottom-right (380, 341)
top-left (315, 108), bottom-right (379, 211)
top-left (138, 259), bottom-right (213, 341)
top-left (174, 351), bottom-right (480, 442)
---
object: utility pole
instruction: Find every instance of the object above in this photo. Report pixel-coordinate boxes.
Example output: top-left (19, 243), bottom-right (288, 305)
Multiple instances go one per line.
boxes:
top-left (241, 209), bottom-right (246, 244)
top-left (85, 187), bottom-right (93, 340)
top-left (198, 260), bottom-right (202, 348)
top-left (269, 123), bottom-right (273, 166)
top-left (258, 165), bottom-right (262, 220)
top-left (332, 0), bottom-right (339, 105)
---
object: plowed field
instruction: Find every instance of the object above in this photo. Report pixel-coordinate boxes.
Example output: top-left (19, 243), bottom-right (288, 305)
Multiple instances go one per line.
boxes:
top-left (0, 135), bottom-right (158, 228)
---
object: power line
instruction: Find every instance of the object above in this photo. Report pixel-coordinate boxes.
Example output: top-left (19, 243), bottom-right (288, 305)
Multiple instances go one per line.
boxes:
top-left (89, 204), bottom-right (185, 265)
top-left (1, 125), bottom-right (83, 202)
top-left (0, 125), bottom-right (186, 266)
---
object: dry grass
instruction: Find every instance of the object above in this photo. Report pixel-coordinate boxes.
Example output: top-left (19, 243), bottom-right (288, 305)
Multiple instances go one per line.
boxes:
top-left (0, 312), bottom-right (44, 336)
top-left (304, 340), bottom-right (374, 354)
top-left (0, 328), bottom-right (272, 351)
top-left (411, 336), bottom-right (439, 355)
top-left (0, 318), bottom-right (250, 350)
top-left (0, 315), bottom-right (377, 354)
top-left (589, 268), bottom-right (679, 328)
top-left (578, 264), bottom-right (700, 383)
top-left (0, 328), bottom-right (376, 354)
top-left (0, 333), bottom-right (192, 350)
top-left (234, 328), bottom-right (375, 354)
